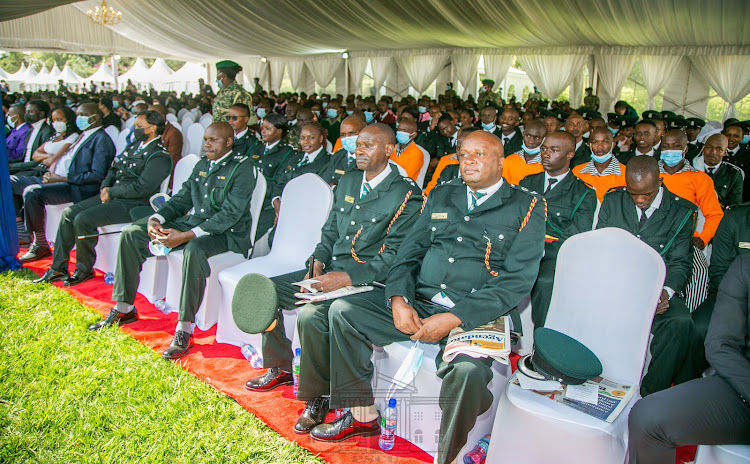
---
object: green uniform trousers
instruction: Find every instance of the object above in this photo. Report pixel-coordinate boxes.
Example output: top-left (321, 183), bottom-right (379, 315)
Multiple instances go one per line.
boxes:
top-left (684, 291), bottom-right (717, 375)
top-left (51, 195), bottom-right (139, 275)
top-left (530, 255), bottom-right (556, 328)
top-left (300, 288), bottom-right (494, 464)
top-left (111, 216), bottom-right (229, 322)
top-left (641, 296), bottom-right (695, 397)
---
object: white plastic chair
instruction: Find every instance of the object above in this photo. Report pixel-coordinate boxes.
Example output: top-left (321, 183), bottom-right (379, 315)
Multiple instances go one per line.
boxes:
top-left (115, 129), bottom-right (129, 156)
top-left (486, 228), bottom-right (666, 464)
top-left (177, 108), bottom-right (188, 120)
top-left (104, 125), bottom-right (118, 143)
top-left (695, 444), bottom-right (750, 463)
top-left (163, 167), bottom-right (266, 330)
top-left (181, 116), bottom-right (194, 133)
top-left (199, 113), bottom-right (212, 128)
top-left (215, 173), bottom-right (333, 347)
top-left (44, 202), bottom-right (73, 247)
top-left (415, 144), bottom-right (430, 188)
top-left (170, 120), bottom-right (182, 134)
top-left (166, 113), bottom-right (178, 125)
top-left (389, 160), bottom-right (408, 178)
top-left (124, 117), bottom-right (136, 130)
top-left (186, 123), bottom-right (205, 157)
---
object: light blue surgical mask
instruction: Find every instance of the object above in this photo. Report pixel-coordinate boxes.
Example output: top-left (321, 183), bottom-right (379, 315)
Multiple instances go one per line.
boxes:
top-left (418, 106), bottom-right (427, 114)
top-left (112, 101), bottom-right (120, 109)
top-left (6, 114), bottom-right (17, 127)
top-left (341, 135), bottom-right (357, 154)
top-left (216, 79), bottom-right (223, 90)
top-left (743, 135), bottom-right (750, 145)
top-left (661, 149), bottom-right (684, 167)
top-left (148, 239), bottom-right (172, 256)
top-left (522, 142), bottom-right (541, 155)
top-left (396, 131), bottom-right (411, 145)
top-left (65, 99), bottom-right (72, 105)
top-left (326, 109), bottom-right (338, 119)
top-left (322, 102), bottom-right (328, 109)
top-left (591, 152), bottom-right (613, 163)
top-left (363, 111), bottom-right (374, 123)
top-left (481, 122), bottom-right (496, 132)
top-left (76, 115), bottom-right (93, 131)
top-left (346, 110), bottom-right (354, 116)
top-left (608, 127), bottom-right (619, 136)
top-left (256, 108), bottom-right (267, 119)
top-left (388, 341), bottom-right (424, 395)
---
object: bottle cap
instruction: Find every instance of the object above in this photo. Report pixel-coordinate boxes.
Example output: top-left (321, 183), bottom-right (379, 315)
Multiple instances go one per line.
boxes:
top-left (295, 348), bottom-right (301, 355)
top-left (388, 398), bottom-right (396, 408)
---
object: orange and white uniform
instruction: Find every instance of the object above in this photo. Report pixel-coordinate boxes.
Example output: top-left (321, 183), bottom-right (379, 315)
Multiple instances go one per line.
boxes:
top-left (502, 150), bottom-right (544, 185)
top-left (424, 154), bottom-right (459, 196)
top-left (390, 142), bottom-right (425, 182)
top-left (573, 158), bottom-right (627, 202)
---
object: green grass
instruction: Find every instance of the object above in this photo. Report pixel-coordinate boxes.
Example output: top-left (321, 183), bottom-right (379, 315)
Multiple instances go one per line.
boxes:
top-left (0, 270), bottom-right (323, 464)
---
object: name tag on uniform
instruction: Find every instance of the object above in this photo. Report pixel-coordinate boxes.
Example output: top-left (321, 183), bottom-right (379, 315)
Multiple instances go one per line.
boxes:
top-left (252, 155), bottom-right (260, 159)
top-left (432, 213), bottom-right (448, 220)
top-left (217, 176), bottom-right (226, 180)
top-left (335, 169), bottom-right (346, 175)
top-left (198, 171), bottom-right (207, 177)
top-left (345, 195), bottom-right (355, 204)
top-left (739, 242), bottom-right (750, 249)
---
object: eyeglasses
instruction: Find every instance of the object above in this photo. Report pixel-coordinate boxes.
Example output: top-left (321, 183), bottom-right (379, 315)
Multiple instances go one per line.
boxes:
top-left (226, 115), bottom-right (248, 121)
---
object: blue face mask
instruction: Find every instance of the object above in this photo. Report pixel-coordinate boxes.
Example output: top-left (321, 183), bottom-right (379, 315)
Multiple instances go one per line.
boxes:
top-left (148, 239), bottom-right (172, 256)
top-left (661, 149), bottom-right (684, 167)
top-left (418, 106), bottom-right (427, 114)
top-left (396, 131), bottom-right (411, 145)
top-left (216, 79), bottom-right (223, 90)
top-left (76, 115), bottom-right (93, 131)
top-left (326, 109), bottom-right (338, 119)
top-left (341, 135), bottom-right (357, 154)
top-left (313, 110), bottom-right (321, 118)
top-left (481, 122), bottom-right (496, 132)
top-left (322, 102), bottom-right (328, 109)
top-left (608, 127), bottom-right (619, 136)
top-left (743, 135), bottom-right (750, 145)
top-left (522, 142), bottom-right (541, 155)
top-left (66, 99), bottom-right (72, 105)
top-left (591, 152), bottom-right (613, 163)
top-left (112, 101), bottom-right (120, 109)
top-left (256, 108), bottom-right (267, 119)
top-left (363, 111), bottom-right (374, 123)
top-left (346, 110), bottom-right (354, 116)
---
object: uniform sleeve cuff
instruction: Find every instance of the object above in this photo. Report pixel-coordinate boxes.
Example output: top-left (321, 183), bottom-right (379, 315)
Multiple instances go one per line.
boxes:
top-left (191, 227), bottom-right (208, 238)
top-left (663, 286), bottom-right (675, 300)
top-left (150, 214), bottom-right (165, 223)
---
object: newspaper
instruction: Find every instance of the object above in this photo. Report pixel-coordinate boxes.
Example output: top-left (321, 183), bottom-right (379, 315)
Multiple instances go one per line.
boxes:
top-left (442, 316), bottom-right (511, 364)
top-left (293, 285), bottom-right (374, 304)
top-left (511, 374), bottom-right (637, 423)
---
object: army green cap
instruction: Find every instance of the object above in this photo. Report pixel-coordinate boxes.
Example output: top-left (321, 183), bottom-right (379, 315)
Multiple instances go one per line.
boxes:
top-left (686, 117), bottom-right (706, 128)
top-left (524, 328), bottom-right (603, 385)
top-left (660, 110), bottom-right (678, 121)
top-left (556, 110), bottom-right (570, 122)
top-left (607, 112), bottom-right (622, 124)
top-left (641, 110), bottom-right (662, 121)
top-left (232, 273), bottom-right (278, 334)
top-left (668, 118), bottom-right (686, 130)
top-left (481, 78), bottom-right (495, 86)
top-left (621, 115), bottom-right (638, 128)
top-left (216, 60), bottom-right (240, 69)
top-left (578, 109), bottom-right (601, 120)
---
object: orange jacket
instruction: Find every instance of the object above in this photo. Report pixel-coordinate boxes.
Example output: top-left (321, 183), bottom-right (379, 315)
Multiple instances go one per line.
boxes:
top-left (424, 154), bottom-right (459, 196)
top-left (390, 142), bottom-right (424, 182)
top-left (660, 170), bottom-right (724, 244)
top-left (572, 162), bottom-right (627, 203)
top-left (333, 137), bottom-right (342, 153)
top-left (502, 153), bottom-right (544, 185)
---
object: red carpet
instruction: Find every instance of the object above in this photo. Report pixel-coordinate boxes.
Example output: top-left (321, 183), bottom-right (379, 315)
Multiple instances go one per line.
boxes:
top-left (19, 249), bottom-right (697, 464)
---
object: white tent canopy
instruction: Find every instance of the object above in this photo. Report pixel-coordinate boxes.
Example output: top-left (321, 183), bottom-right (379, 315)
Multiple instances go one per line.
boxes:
top-left (119, 57), bottom-right (152, 88)
top-left (48, 63), bottom-right (60, 79)
top-left (146, 58), bottom-right (174, 91)
top-left (84, 60), bottom-right (114, 86)
top-left (58, 63), bottom-right (83, 85)
top-left (163, 62), bottom-right (206, 95)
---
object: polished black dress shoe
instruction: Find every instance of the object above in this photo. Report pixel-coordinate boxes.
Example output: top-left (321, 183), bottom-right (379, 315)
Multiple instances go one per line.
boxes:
top-left (245, 367), bottom-right (293, 392)
top-left (32, 268), bottom-right (69, 284)
top-left (309, 410), bottom-right (381, 442)
top-left (162, 330), bottom-right (193, 359)
top-left (88, 307), bottom-right (138, 331)
top-left (19, 245), bottom-right (51, 263)
top-left (63, 269), bottom-right (94, 287)
top-left (294, 396), bottom-right (330, 434)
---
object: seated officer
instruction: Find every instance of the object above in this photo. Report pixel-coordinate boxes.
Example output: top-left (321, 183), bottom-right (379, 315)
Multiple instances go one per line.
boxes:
top-left (302, 131), bottom-right (545, 464)
top-left (244, 124), bottom-right (422, 425)
top-left (433, 126), bottom-right (482, 189)
top-left (597, 156), bottom-right (697, 396)
top-left (227, 103), bottom-right (258, 157)
top-left (564, 113), bottom-right (591, 167)
top-left (684, 117), bottom-right (706, 163)
top-left (498, 108), bottom-right (523, 154)
top-left (391, 118), bottom-right (425, 182)
top-left (617, 119), bottom-right (659, 165)
top-left (33, 110), bottom-right (172, 286)
top-left (320, 116), bottom-right (366, 187)
top-left (573, 128), bottom-right (628, 202)
top-left (479, 106), bottom-right (502, 137)
top-left (693, 134), bottom-right (743, 209)
top-left (88, 123), bottom-right (257, 360)
top-left (501, 119), bottom-right (546, 185)
top-left (520, 131), bottom-right (596, 327)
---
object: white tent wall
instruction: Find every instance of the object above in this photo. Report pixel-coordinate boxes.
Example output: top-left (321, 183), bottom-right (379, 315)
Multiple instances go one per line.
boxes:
top-left (662, 57), bottom-right (711, 121)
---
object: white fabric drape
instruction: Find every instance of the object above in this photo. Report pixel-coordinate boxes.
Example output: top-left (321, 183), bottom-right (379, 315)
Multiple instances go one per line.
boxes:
top-left (348, 57), bottom-right (369, 94)
top-left (305, 54), bottom-right (342, 89)
top-left (691, 55), bottom-right (750, 121)
top-left (640, 55), bottom-right (682, 110)
top-left (370, 56), bottom-right (393, 99)
top-left (451, 51), bottom-right (480, 99)
top-left (240, 60), bottom-right (268, 86)
top-left (517, 54), bottom-right (587, 100)
top-left (568, 67), bottom-right (586, 108)
top-left (269, 60), bottom-right (285, 93)
top-left (595, 54), bottom-right (636, 113)
top-left (482, 54), bottom-right (514, 88)
top-left (397, 53), bottom-right (450, 96)
top-left (286, 58), bottom-right (305, 91)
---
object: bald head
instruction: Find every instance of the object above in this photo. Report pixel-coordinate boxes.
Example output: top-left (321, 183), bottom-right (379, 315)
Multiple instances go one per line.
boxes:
top-left (340, 115), bottom-right (366, 139)
top-left (663, 129), bottom-right (688, 149)
top-left (356, 123), bottom-right (397, 176)
top-left (524, 119), bottom-right (547, 136)
top-left (459, 131), bottom-right (505, 190)
top-left (548, 130), bottom-right (576, 153)
top-left (297, 108), bottom-right (314, 123)
top-left (363, 122), bottom-right (397, 145)
top-left (204, 122), bottom-right (234, 160)
top-left (626, 156), bottom-right (660, 184)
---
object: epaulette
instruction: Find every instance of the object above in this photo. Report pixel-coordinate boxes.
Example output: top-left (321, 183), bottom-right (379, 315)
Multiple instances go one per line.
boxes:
top-left (575, 177), bottom-right (595, 190)
top-left (605, 186), bottom-right (627, 195)
top-left (726, 201), bottom-right (750, 212)
top-left (233, 154), bottom-right (248, 163)
top-left (670, 192), bottom-right (699, 212)
top-left (510, 183), bottom-right (541, 198)
top-left (725, 162), bottom-right (744, 174)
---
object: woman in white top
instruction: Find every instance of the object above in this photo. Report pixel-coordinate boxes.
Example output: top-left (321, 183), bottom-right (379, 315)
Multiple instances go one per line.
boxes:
top-left (32, 105), bottom-right (80, 170)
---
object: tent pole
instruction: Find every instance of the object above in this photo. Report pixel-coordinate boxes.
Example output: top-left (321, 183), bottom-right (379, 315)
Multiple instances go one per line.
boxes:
top-left (206, 63), bottom-right (212, 92)
top-left (111, 55), bottom-right (119, 91)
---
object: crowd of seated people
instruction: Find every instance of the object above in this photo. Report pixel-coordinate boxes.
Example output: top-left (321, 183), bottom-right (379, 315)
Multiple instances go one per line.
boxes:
top-left (4, 67), bottom-right (750, 463)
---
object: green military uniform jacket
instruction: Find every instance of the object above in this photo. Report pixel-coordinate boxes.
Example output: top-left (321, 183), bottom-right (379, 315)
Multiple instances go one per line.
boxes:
top-left (571, 141), bottom-right (593, 168)
top-left (708, 202), bottom-right (750, 293)
top-left (686, 141), bottom-right (704, 163)
top-left (248, 140), bottom-right (296, 239)
top-left (270, 149), bottom-right (330, 199)
top-left (212, 82), bottom-right (252, 123)
top-left (597, 186), bottom-right (697, 293)
top-left (583, 94), bottom-right (600, 111)
top-left (385, 179), bottom-right (546, 331)
top-left (233, 130), bottom-right (260, 159)
top-left (321, 148), bottom-right (358, 186)
top-left (477, 90), bottom-right (502, 110)
top-left (434, 133), bottom-right (457, 160)
top-left (707, 161), bottom-right (744, 208)
top-left (437, 164), bottom-right (460, 185)
top-left (416, 130), bottom-right (437, 158)
top-left (520, 172), bottom-right (597, 260)
top-left (100, 138), bottom-right (172, 205)
top-left (312, 164), bottom-right (423, 285)
top-left (321, 118), bottom-right (342, 144)
top-left (617, 147), bottom-right (661, 166)
top-left (501, 128), bottom-right (523, 156)
top-left (285, 122), bottom-right (301, 151)
top-left (156, 149), bottom-right (257, 257)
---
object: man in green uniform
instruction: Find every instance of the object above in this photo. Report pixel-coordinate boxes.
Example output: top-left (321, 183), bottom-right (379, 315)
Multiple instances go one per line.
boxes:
top-left (321, 116), bottom-right (366, 186)
top-left (520, 131), bottom-right (596, 327)
top-left (244, 124), bottom-right (423, 429)
top-left (88, 123), bottom-right (257, 361)
top-left (617, 120), bottom-right (659, 165)
top-left (301, 131), bottom-right (545, 464)
top-left (227, 104), bottom-right (259, 158)
top-left (565, 113), bottom-right (592, 167)
top-left (212, 61), bottom-right (252, 123)
top-left (321, 100), bottom-right (343, 145)
top-left (284, 102), bottom-right (302, 150)
top-left (597, 156), bottom-right (697, 396)
top-left (685, 118), bottom-right (706, 163)
top-left (694, 134), bottom-right (743, 208)
top-left (477, 78), bottom-right (503, 110)
top-left (583, 87), bottom-right (600, 111)
top-left (34, 110), bottom-right (172, 286)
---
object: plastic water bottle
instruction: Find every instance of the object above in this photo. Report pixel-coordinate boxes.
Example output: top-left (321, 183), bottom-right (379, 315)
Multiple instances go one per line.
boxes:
top-left (104, 272), bottom-right (115, 285)
top-left (292, 348), bottom-right (301, 397)
top-left (154, 299), bottom-right (171, 314)
top-left (379, 398), bottom-right (397, 451)
top-left (463, 434), bottom-right (491, 464)
top-left (241, 343), bottom-right (263, 369)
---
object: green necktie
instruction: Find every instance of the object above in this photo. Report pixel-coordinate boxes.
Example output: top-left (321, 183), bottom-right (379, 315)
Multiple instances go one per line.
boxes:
top-left (469, 190), bottom-right (486, 212)
top-left (297, 154), bottom-right (309, 167)
top-left (361, 182), bottom-right (372, 199)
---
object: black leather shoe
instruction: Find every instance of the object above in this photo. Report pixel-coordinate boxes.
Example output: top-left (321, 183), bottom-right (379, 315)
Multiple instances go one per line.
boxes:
top-left (19, 245), bottom-right (51, 263)
top-left (88, 307), bottom-right (138, 331)
top-left (294, 396), bottom-right (330, 434)
top-left (162, 330), bottom-right (193, 359)
top-left (63, 269), bottom-right (94, 287)
top-left (310, 410), bottom-right (381, 442)
top-left (245, 367), bottom-right (293, 392)
top-left (33, 268), bottom-right (69, 284)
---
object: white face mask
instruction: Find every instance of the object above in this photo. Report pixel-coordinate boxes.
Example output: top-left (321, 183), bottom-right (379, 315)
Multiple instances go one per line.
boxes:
top-left (6, 114), bottom-right (17, 126)
top-left (52, 120), bottom-right (67, 134)
top-left (387, 341), bottom-right (424, 397)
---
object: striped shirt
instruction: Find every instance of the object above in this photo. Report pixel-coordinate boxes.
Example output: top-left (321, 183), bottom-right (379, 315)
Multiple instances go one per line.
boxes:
top-left (578, 158), bottom-right (623, 177)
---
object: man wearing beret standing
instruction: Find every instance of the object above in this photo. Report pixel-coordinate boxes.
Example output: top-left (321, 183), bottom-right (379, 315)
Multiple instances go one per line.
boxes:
top-left (477, 78), bottom-right (502, 111)
top-left (212, 60), bottom-right (253, 124)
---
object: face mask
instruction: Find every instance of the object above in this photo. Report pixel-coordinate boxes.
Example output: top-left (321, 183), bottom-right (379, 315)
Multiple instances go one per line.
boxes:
top-left (66, 99), bottom-right (72, 105)
top-left (346, 110), bottom-right (353, 116)
top-left (591, 152), bottom-right (613, 163)
top-left (608, 127), bottom-right (619, 136)
top-left (363, 111), bottom-right (374, 123)
top-left (326, 109), bottom-right (338, 119)
top-left (341, 135), bottom-right (357, 154)
top-left (19, 98), bottom-right (25, 104)
top-left (52, 121), bottom-right (67, 133)
top-left (148, 239), bottom-right (172, 256)
top-left (522, 142), bottom-right (541, 155)
top-left (76, 115), bottom-right (93, 131)
top-left (481, 122), bottom-right (496, 132)
top-left (396, 131), bottom-right (411, 145)
top-left (24, 112), bottom-right (36, 124)
top-left (256, 108), bottom-right (267, 119)
top-left (661, 149), bottom-right (684, 167)
top-left (418, 106), bottom-right (427, 114)
top-left (387, 341), bottom-right (424, 395)
top-left (216, 79), bottom-right (224, 90)
top-left (6, 114), bottom-right (17, 126)
top-left (112, 101), bottom-right (120, 109)
top-left (743, 135), bottom-right (750, 144)
top-left (322, 102), bottom-right (328, 109)
top-left (133, 128), bottom-right (149, 142)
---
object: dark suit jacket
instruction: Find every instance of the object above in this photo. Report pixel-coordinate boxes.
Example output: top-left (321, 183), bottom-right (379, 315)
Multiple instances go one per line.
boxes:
top-left (24, 121), bottom-right (54, 159)
top-left (9, 122), bottom-right (55, 174)
top-left (66, 127), bottom-right (116, 202)
top-left (321, 148), bottom-right (358, 186)
top-left (571, 142), bottom-right (592, 168)
top-left (101, 139), bottom-right (172, 204)
top-left (501, 128), bottom-right (523, 156)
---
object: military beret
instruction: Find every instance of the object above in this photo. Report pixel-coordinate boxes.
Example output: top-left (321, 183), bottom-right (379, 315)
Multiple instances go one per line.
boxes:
top-left (641, 110), bottom-right (662, 120)
top-left (585, 87), bottom-right (593, 92)
top-left (686, 117), bottom-right (706, 128)
top-left (518, 328), bottom-right (603, 385)
top-left (660, 110), bottom-right (678, 121)
top-left (232, 273), bottom-right (278, 334)
top-left (216, 60), bottom-right (240, 69)
top-left (481, 78), bottom-right (495, 86)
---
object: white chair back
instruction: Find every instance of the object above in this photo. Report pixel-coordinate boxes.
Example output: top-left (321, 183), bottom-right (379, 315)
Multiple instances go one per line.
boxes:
top-left (389, 160), bottom-right (408, 178)
top-left (115, 129), bottom-right (129, 156)
top-left (170, 120), bottom-right (182, 133)
top-left (249, 168), bottom-right (266, 246)
top-left (166, 113), bottom-right (178, 125)
top-left (181, 117), bottom-right (193, 135)
top-left (104, 125), bottom-right (119, 143)
top-left (186, 123), bottom-right (205, 157)
top-left (416, 145), bottom-right (430, 188)
top-left (177, 108), bottom-right (188, 120)
top-left (172, 154), bottom-right (200, 194)
top-left (124, 117), bottom-right (135, 130)
top-left (545, 228), bottom-right (665, 386)
top-left (199, 113), bottom-right (212, 128)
